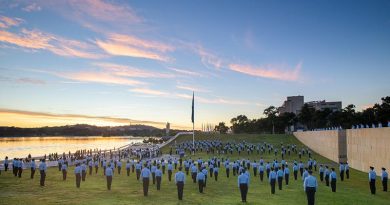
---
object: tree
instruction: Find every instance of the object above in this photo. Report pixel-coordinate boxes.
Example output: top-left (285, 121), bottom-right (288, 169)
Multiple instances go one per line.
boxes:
top-left (263, 106), bottom-right (278, 134)
top-left (214, 122), bottom-right (229, 134)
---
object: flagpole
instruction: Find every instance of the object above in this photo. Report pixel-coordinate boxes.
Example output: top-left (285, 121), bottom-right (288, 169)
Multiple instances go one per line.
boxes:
top-left (191, 91), bottom-right (195, 155)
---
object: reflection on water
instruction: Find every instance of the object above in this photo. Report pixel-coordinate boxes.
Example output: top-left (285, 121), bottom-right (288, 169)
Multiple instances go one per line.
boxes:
top-left (0, 136), bottom-right (144, 159)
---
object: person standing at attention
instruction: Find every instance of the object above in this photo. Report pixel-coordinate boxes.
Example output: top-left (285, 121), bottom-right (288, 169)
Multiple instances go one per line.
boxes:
top-left (304, 170), bottom-right (318, 205)
top-left (175, 167), bottom-right (186, 200)
top-left (369, 166), bottom-right (377, 195)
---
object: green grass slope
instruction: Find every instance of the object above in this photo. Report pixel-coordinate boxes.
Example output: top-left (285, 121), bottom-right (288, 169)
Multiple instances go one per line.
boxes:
top-left (0, 134), bottom-right (389, 205)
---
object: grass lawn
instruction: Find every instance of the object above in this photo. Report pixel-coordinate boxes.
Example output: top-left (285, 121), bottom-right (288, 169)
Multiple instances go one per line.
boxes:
top-left (0, 134), bottom-right (389, 205)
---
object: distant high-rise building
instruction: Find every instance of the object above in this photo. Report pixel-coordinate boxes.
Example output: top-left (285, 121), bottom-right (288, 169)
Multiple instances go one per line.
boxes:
top-left (279, 96), bottom-right (304, 114)
top-left (306, 101), bottom-right (342, 112)
top-left (166, 122), bottom-right (170, 136)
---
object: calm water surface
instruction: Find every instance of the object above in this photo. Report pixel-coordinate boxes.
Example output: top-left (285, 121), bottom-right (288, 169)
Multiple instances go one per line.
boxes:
top-left (0, 136), bottom-right (144, 159)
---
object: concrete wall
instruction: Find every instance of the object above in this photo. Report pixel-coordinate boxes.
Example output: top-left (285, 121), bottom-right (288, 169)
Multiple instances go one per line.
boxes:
top-left (293, 130), bottom-right (347, 163)
top-left (347, 128), bottom-right (390, 173)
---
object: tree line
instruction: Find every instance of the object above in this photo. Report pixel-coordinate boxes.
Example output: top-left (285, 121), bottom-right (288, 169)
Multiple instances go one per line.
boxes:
top-left (214, 96), bottom-right (390, 134)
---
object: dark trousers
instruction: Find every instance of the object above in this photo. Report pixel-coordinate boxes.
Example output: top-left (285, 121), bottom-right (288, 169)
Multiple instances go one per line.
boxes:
top-left (18, 167), bottom-right (22, 178)
top-left (136, 170), bottom-right (141, 180)
top-left (177, 181), bottom-right (184, 200)
top-left (204, 176), bottom-right (207, 187)
top-left (95, 166), bottom-right (98, 174)
top-left (143, 178), bottom-right (149, 196)
top-left (214, 172), bottom-right (218, 181)
top-left (270, 179), bottom-right (276, 194)
top-left (331, 179), bottom-right (336, 192)
top-left (278, 177), bottom-right (283, 190)
top-left (300, 168), bottom-right (303, 176)
top-left (118, 167), bottom-right (121, 174)
top-left (198, 180), bottom-right (204, 193)
top-left (40, 170), bottom-right (46, 186)
top-left (226, 168), bottom-right (230, 178)
top-left (31, 168), bottom-right (36, 179)
top-left (306, 187), bottom-right (316, 205)
top-left (12, 165), bottom-right (18, 177)
top-left (156, 176), bottom-right (161, 190)
top-left (4, 164), bottom-right (8, 171)
top-left (325, 175), bottom-right (329, 186)
top-left (58, 164), bottom-right (62, 171)
top-left (89, 166), bottom-right (92, 175)
top-left (103, 166), bottom-right (106, 175)
top-left (260, 171), bottom-right (264, 181)
top-left (106, 176), bottom-right (112, 190)
top-left (192, 172), bottom-right (197, 183)
top-left (253, 167), bottom-right (257, 177)
top-left (382, 177), bottom-right (387, 191)
top-left (340, 171), bottom-right (344, 181)
top-left (62, 170), bottom-right (67, 180)
top-left (210, 168), bottom-right (213, 177)
top-left (233, 167), bottom-right (236, 176)
top-left (127, 168), bottom-right (130, 176)
top-left (346, 169), bottom-right (349, 179)
top-left (266, 169), bottom-right (270, 178)
top-left (239, 184), bottom-right (248, 202)
top-left (320, 172), bottom-right (324, 181)
top-left (370, 179), bottom-right (376, 194)
top-left (285, 174), bottom-right (289, 185)
top-left (82, 170), bottom-right (86, 181)
top-left (168, 170), bottom-right (172, 181)
top-left (294, 171), bottom-right (298, 180)
top-left (152, 173), bottom-right (155, 184)
top-left (75, 173), bottom-right (81, 188)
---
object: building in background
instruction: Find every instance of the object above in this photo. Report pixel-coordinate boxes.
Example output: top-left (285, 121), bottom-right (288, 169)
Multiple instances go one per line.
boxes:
top-left (306, 101), bottom-right (342, 112)
top-left (278, 96), bottom-right (304, 115)
top-left (166, 122), bottom-right (170, 137)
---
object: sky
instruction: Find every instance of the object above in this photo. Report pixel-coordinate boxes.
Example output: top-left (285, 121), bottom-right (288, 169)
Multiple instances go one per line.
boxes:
top-left (0, 0), bottom-right (389, 130)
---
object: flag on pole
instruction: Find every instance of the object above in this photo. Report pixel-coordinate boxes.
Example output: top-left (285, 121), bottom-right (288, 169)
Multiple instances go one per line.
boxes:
top-left (191, 92), bottom-right (194, 123)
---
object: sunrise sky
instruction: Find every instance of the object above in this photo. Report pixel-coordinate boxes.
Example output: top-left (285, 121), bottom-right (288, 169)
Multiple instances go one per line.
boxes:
top-left (0, 0), bottom-right (389, 129)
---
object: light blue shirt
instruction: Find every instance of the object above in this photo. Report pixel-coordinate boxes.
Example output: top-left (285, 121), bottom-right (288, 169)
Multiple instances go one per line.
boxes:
top-left (74, 166), bottom-right (82, 174)
top-left (39, 162), bottom-right (47, 172)
top-left (303, 175), bottom-right (318, 191)
top-left (277, 170), bottom-right (284, 177)
top-left (175, 171), bottom-right (186, 184)
top-left (284, 168), bottom-right (290, 175)
top-left (155, 169), bottom-right (162, 177)
top-left (105, 167), bottom-right (113, 176)
top-left (141, 168), bottom-right (151, 178)
top-left (238, 173), bottom-right (249, 187)
top-left (61, 164), bottom-right (67, 171)
top-left (382, 171), bottom-right (388, 180)
top-left (269, 171), bottom-right (277, 182)
top-left (330, 171), bottom-right (337, 180)
top-left (369, 170), bottom-right (376, 180)
top-left (197, 172), bottom-right (205, 181)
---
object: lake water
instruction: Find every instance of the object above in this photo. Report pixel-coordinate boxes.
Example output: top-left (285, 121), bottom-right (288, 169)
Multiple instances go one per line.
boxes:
top-left (0, 136), bottom-right (144, 160)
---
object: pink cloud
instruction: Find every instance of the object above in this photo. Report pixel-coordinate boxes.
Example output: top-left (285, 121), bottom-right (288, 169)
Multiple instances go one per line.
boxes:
top-left (16, 77), bottom-right (46, 85)
top-left (0, 15), bottom-right (24, 28)
top-left (193, 45), bottom-right (224, 69)
top-left (67, 0), bottom-right (142, 24)
top-left (96, 33), bottom-right (173, 62)
top-left (0, 28), bottom-right (103, 59)
top-left (167, 67), bottom-right (204, 77)
top-left (56, 71), bottom-right (144, 86)
top-left (108, 33), bottom-right (174, 52)
top-left (22, 3), bottom-right (42, 12)
top-left (176, 85), bottom-right (210, 93)
top-left (228, 62), bottom-right (302, 81)
top-left (94, 62), bottom-right (174, 78)
top-left (129, 88), bottom-right (168, 96)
